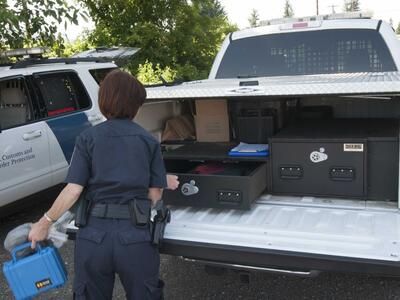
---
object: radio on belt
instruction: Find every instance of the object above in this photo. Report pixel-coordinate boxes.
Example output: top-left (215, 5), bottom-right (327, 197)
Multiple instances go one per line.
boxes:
top-left (2, 242), bottom-right (67, 300)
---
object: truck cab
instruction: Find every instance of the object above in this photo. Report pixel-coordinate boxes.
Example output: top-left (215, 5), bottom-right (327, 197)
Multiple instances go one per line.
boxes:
top-left (141, 14), bottom-right (400, 277)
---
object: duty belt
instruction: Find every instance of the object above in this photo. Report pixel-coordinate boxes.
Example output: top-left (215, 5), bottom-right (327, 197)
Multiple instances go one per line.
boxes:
top-left (90, 204), bottom-right (131, 219)
top-left (90, 201), bottom-right (172, 247)
top-left (90, 201), bottom-right (150, 227)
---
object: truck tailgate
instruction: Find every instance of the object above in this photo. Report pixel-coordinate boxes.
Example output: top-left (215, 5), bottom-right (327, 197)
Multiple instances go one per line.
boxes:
top-left (164, 195), bottom-right (400, 264)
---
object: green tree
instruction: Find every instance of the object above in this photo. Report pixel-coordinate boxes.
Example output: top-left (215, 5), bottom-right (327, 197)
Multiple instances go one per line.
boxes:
top-left (344, 0), bottom-right (361, 12)
top-left (0, 0), bottom-right (14, 50)
top-left (83, 0), bottom-right (236, 81)
top-left (396, 22), bottom-right (400, 34)
top-left (49, 30), bottom-right (93, 58)
top-left (0, 0), bottom-right (86, 50)
top-left (283, 0), bottom-right (294, 18)
top-left (248, 9), bottom-right (259, 28)
top-left (137, 60), bottom-right (177, 84)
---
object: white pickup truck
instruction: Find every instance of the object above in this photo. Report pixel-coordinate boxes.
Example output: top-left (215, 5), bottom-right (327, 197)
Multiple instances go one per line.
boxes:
top-left (141, 14), bottom-right (400, 277)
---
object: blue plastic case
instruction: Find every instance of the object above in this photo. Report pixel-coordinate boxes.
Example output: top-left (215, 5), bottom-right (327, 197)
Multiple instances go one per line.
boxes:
top-left (2, 242), bottom-right (67, 300)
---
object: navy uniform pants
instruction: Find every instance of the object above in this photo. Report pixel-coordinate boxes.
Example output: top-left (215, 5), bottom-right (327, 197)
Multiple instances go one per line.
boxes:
top-left (73, 217), bottom-right (163, 300)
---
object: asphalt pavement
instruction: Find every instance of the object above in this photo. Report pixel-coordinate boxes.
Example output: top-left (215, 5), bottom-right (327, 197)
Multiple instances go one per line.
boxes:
top-left (1, 193), bottom-right (400, 299)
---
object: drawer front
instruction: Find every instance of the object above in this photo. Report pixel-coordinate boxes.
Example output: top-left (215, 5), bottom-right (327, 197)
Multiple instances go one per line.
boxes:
top-left (272, 141), bottom-right (366, 198)
top-left (164, 163), bottom-right (267, 210)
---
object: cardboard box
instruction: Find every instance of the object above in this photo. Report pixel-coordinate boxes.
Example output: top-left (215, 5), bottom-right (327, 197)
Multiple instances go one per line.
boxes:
top-left (195, 99), bottom-right (230, 142)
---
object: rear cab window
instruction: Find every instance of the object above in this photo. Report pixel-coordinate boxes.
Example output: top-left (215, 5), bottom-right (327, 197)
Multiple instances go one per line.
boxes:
top-left (216, 29), bottom-right (397, 78)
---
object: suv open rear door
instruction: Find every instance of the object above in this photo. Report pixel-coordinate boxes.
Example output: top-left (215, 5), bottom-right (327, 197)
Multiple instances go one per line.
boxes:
top-left (73, 47), bottom-right (140, 66)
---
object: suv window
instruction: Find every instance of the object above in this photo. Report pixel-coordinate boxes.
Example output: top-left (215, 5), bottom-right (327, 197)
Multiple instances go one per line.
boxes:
top-left (89, 68), bottom-right (117, 84)
top-left (0, 77), bottom-right (33, 129)
top-left (34, 72), bottom-right (91, 117)
top-left (216, 29), bottom-right (397, 78)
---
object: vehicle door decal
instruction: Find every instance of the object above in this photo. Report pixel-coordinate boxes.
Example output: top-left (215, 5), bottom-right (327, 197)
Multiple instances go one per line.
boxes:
top-left (46, 112), bottom-right (91, 163)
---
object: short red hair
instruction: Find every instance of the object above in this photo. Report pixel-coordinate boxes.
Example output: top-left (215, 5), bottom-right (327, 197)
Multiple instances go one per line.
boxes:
top-left (98, 70), bottom-right (146, 119)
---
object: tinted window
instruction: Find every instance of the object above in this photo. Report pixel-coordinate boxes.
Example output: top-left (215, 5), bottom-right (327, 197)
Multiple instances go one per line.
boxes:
top-left (216, 29), bottom-right (397, 78)
top-left (0, 78), bottom-right (33, 129)
top-left (89, 68), bottom-right (117, 84)
top-left (35, 72), bottom-right (91, 117)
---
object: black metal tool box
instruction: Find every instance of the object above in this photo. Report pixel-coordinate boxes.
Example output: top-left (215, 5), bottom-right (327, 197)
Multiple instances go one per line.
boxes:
top-left (162, 143), bottom-right (269, 210)
top-left (270, 119), bottom-right (399, 200)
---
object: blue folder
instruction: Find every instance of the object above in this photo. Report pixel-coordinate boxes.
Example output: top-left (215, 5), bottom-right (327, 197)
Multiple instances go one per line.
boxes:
top-left (228, 143), bottom-right (269, 157)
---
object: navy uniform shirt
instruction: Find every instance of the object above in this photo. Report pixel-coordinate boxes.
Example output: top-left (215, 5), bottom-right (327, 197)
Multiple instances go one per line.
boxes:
top-left (65, 118), bottom-right (167, 204)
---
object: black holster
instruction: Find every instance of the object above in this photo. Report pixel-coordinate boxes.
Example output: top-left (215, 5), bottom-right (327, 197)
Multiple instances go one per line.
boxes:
top-left (73, 190), bottom-right (91, 228)
top-left (150, 201), bottom-right (171, 248)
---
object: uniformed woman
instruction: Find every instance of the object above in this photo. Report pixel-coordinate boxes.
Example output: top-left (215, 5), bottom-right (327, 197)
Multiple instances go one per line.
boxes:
top-left (28, 70), bottom-right (179, 299)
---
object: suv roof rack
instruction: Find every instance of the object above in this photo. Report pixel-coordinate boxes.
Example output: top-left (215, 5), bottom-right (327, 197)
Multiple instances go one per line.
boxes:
top-left (9, 57), bottom-right (111, 69)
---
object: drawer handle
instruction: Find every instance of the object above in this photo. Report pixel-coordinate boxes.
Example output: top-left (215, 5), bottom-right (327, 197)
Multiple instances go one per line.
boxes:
top-left (279, 165), bottom-right (303, 180)
top-left (330, 167), bottom-right (355, 181)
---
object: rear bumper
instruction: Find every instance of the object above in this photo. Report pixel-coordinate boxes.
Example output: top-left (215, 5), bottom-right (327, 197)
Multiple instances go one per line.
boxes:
top-left (160, 239), bottom-right (400, 277)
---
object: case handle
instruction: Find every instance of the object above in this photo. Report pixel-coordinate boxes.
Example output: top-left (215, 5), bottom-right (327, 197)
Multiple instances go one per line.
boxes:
top-left (11, 242), bottom-right (42, 262)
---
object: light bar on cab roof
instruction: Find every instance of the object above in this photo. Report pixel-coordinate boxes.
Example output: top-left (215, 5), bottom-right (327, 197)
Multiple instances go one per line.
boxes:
top-left (0, 47), bottom-right (48, 58)
top-left (259, 11), bottom-right (373, 27)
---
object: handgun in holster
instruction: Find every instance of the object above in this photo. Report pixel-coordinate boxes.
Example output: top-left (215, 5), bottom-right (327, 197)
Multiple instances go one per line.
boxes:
top-left (151, 200), bottom-right (171, 248)
top-left (73, 190), bottom-right (91, 228)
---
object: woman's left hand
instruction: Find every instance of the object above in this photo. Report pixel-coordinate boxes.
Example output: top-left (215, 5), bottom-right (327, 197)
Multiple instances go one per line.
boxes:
top-left (28, 217), bottom-right (52, 249)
